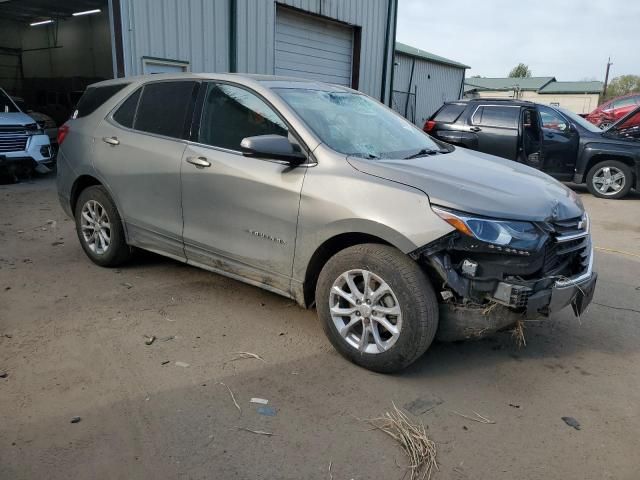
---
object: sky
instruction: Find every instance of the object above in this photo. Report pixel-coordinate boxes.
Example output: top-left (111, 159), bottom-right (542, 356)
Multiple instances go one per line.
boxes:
top-left (396, 0), bottom-right (640, 81)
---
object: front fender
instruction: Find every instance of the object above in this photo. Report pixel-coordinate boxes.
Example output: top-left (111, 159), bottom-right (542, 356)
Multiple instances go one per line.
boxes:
top-left (577, 142), bottom-right (640, 183)
top-left (291, 150), bottom-right (454, 283)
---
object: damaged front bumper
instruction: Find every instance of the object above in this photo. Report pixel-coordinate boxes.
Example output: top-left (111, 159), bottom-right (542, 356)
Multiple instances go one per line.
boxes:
top-left (413, 222), bottom-right (597, 341)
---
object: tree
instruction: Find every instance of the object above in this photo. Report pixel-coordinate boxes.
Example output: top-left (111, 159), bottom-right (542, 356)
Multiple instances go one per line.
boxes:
top-left (606, 75), bottom-right (640, 99)
top-left (508, 63), bottom-right (532, 78)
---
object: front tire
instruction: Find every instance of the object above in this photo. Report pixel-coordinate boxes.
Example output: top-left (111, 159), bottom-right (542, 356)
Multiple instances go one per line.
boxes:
top-left (75, 185), bottom-right (131, 267)
top-left (315, 244), bottom-right (438, 373)
top-left (586, 160), bottom-right (633, 199)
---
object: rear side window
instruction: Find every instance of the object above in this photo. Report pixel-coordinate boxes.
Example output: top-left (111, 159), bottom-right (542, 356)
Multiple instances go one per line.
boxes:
top-left (433, 104), bottom-right (466, 123)
top-left (113, 88), bottom-right (141, 128)
top-left (134, 81), bottom-right (198, 139)
top-left (472, 106), bottom-right (520, 128)
top-left (74, 84), bottom-right (128, 118)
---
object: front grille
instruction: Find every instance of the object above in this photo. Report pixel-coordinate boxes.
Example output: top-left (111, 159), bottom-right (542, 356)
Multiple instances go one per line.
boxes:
top-left (0, 123), bottom-right (37, 134)
top-left (542, 218), bottom-right (590, 279)
top-left (0, 134), bottom-right (28, 153)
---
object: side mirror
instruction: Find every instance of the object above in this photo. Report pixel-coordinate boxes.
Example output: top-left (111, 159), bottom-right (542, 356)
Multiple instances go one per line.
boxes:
top-left (240, 134), bottom-right (307, 166)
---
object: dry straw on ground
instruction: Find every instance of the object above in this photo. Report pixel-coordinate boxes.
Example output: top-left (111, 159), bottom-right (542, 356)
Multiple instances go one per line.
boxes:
top-left (366, 403), bottom-right (437, 480)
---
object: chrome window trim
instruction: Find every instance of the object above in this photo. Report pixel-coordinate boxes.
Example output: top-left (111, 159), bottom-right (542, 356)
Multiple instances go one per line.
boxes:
top-left (104, 79), bottom-right (316, 167)
top-left (470, 104), bottom-right (521, 130)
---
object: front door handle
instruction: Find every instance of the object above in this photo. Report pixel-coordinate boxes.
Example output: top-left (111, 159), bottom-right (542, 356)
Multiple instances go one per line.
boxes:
top-left (186, 156), bottom-right (211, 168)
top-left (469, 126), bottom-right (481, 132)
top-left (102, 136), bottom-right (120, 146)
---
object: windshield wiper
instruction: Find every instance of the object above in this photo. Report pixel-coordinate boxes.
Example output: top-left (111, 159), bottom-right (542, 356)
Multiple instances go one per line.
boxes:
top-left (403, 148), bottom-right (442, 159)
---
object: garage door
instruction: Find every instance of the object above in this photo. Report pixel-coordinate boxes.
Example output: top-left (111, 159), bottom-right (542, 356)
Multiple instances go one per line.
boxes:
top-left (275, 8), bottom-right (353, 86)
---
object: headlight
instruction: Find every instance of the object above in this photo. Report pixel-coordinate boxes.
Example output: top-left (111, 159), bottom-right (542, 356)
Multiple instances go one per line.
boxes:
top-left (25, 123), bottom-right (44, 135)
top-left (432, 206), bottom-right (546, 252)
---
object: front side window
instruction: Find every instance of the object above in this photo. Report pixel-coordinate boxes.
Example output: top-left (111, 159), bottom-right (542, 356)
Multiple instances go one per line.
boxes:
top-left (472, 106), bottom-right (520, 129)
top-left (198, 83), bottom-right (288, 150)
top-left (275, 88), bottom-right (443, 159)
top-left (134, 81), bottom-right (198, 139)
top-left (538, 105), bottom-right (568, 131)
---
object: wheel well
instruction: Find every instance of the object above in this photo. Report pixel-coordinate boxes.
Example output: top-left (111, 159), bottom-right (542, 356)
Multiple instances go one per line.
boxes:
top-left (583, 155), bottom-right (636, 182)
top-left (70, 175), bottom-right (102, 214)
top-left (302, 233), bottom-right (391, 308)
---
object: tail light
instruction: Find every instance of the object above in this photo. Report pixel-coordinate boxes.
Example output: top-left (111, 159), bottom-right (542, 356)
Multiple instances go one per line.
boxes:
top-left (424, 120), bottom-right (436, 132)
top-left (57, 123), bottom-right (70, 145)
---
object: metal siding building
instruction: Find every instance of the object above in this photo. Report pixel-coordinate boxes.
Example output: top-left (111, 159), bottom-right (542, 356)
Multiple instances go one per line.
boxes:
top-left (392, 42), bottom-right (469, 126)
top-left (115, 0), bottom-right (397, 103)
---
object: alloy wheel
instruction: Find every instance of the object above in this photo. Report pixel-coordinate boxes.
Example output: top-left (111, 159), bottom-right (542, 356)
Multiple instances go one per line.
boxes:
top-left (80, 200), bottom-right (111, 254)
top-left (592, 166), bottom-right (626, 196)
top-left (329, 269), bottom-right (402, 354)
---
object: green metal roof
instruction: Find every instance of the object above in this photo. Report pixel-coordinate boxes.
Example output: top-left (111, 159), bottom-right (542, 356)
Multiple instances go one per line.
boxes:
top-left (538, 81), bottom-right (603, 94)
top-left (465, 77), bottom-right (555, 91)
top-left (395, 42), bottom-right (470, 70)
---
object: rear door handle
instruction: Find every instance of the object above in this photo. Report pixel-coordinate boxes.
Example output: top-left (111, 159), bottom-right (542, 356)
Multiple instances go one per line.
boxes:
top-left (469, 126), bottom-right (481, 132)
top-left (102, 136), bottom-right (120, 146)
top-left (186, 156), bottom-right (211, 168)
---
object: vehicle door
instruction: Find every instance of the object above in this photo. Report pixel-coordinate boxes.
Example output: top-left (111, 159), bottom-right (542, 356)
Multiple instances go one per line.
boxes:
top-left (93, 80), bottom-right (199, 259)
top-left (466, 105), bottom-right (520, 160)
top-left (538, 105), bottom-right (579, 180)
top-left (180, 82), bottom-right (307, 295)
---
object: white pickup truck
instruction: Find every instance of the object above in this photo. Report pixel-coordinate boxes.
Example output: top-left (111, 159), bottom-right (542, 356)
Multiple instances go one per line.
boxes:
top-left (1, 87), bottom-right (53, 179)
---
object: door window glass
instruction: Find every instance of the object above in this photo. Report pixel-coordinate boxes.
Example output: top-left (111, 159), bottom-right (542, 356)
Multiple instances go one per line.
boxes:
top-left (611, 97), bottom-right (637, 109)
top-left (538, 105), bottom-right (568, 131)
top-left (113, 88), bottom-right (141, 128)
top-left (198, 83), bottom-right (287, 150)
top-left (134, 81), bottom-right (198, 139)
top-left (471, 106), bottom-right (519, 128)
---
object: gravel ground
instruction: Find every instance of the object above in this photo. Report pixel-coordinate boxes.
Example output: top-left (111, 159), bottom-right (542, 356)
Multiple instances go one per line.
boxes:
top-left (1, 175), bottom-right (639, 480)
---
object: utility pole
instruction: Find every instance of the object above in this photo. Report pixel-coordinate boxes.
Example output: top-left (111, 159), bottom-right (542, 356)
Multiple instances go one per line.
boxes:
top-left (602, 56), bottom-right (613, 99)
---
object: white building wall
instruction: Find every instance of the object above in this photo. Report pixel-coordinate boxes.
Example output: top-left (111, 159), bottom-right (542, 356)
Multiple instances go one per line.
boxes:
top-left (469, 90), bottom-right (600, 114)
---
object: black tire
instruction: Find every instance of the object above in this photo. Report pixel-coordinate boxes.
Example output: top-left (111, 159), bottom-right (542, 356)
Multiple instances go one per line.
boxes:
top-left (315, 244), bottom-right (438, 373)
top-left (75, 185), bottom-right (131, 267)
top-left (586, 160), bottom-right (633, 199)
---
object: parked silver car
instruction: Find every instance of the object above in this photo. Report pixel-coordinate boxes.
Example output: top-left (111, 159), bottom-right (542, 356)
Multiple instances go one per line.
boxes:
top-left (57, 74), bottom-right (596, 372)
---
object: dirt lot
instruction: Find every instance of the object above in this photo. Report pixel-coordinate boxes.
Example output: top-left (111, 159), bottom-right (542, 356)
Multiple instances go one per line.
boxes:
top-left (1, 175), bottom-right (639, 480)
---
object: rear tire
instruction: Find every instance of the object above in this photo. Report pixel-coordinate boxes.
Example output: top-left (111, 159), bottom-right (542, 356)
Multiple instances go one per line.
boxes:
top-left (75, 185), bottom-right (131, 267)
top-left (315, 244), bottom-right (438, 373)
top-left (586, 160), bottom-right (633, 199)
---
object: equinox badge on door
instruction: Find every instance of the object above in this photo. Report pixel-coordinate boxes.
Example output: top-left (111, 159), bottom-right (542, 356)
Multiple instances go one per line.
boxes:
top-left (247, 229), bottom-right (286, 245)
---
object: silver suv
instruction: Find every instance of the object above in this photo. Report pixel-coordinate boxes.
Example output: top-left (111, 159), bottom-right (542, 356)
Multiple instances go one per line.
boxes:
top-left (1, 87), bottom-right (53, 178)
top-left (57, 74), bottom-right (596, 372)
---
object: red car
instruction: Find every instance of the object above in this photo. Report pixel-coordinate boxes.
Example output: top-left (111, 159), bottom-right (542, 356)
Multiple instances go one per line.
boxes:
top-left (585, 94), bottom-right (640, 129)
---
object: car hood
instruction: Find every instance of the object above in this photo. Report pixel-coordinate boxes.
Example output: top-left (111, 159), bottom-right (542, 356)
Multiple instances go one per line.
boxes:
top-left (0, 112), bottom-right (36, 126)
top-left (347, 148), bottom-right (584, 222)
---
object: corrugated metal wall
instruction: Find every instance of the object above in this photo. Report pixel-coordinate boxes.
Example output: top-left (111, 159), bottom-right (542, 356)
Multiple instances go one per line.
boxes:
top-left (393, 52), bottom-right (465, 126)
top-left (117, 0), bottom-right (394, 102)
top-left (119, 0), bottom-right (231, 75)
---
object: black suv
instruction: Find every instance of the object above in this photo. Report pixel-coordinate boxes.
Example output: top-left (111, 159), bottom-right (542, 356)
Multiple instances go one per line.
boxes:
top-left (425, 99), bottom-right (640, 199)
